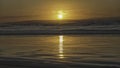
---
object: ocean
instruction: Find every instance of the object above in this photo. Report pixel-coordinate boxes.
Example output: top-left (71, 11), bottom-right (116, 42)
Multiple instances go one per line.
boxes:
top-left (0, 35), bottom-right (120, 68)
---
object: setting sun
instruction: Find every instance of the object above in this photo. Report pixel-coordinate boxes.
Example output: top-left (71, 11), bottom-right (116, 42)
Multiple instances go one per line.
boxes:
top-left (57, 10), bottom-right (64, 20)
top-left (58, 14), bottom-right (63, 20)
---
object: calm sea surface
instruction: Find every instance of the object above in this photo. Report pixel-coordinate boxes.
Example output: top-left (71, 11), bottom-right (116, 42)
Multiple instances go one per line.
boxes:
top-left (0, 35), bottom-right (120, 67)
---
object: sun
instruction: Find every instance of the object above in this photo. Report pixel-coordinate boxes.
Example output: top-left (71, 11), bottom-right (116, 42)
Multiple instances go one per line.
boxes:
top-left (58, 14), bottom-right (63, 20)
top-left (57, 10), bottom-right (64, 20)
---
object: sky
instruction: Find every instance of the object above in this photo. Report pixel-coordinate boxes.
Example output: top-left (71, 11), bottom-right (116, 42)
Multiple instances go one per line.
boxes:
top-left (0, 0), bottom-right (120, 22)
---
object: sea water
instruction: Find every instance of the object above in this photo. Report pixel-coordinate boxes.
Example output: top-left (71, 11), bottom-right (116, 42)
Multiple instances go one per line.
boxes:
top-left (0, 35), bottom-right (120, 68)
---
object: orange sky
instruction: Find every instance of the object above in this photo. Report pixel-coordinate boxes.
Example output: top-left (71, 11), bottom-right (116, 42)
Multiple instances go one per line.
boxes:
top-left (0, 0), bottom-right (120, 22)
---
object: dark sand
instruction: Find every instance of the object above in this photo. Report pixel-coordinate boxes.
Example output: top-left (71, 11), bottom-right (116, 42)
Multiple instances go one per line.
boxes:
top-left (0, 57), bottom-right (119, 68)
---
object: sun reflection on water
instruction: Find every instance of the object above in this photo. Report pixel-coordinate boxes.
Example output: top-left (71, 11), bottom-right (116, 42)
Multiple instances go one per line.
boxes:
top-left (59, 35), bottom-right (64, 59)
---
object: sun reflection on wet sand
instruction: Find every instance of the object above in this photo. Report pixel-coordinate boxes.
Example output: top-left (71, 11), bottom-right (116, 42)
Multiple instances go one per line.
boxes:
top-left (59, 35), bottom-right (64, 59)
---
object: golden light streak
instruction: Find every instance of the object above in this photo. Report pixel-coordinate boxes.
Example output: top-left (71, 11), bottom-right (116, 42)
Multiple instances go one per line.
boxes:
top-left (59, 35), bottom-right (64, 44)
top-left (59, 35), bottom-right (64, 59)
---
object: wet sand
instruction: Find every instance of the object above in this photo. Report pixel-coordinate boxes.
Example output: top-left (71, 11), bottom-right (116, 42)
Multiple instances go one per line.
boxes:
top-left (0, 57), bottom-right (119, 68)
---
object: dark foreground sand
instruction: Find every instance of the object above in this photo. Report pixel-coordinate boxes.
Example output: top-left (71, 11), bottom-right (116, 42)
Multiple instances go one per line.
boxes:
top-left (0, 57), bottom-right (69, 68)
top-left (0, 57), bottom-right (119, 68)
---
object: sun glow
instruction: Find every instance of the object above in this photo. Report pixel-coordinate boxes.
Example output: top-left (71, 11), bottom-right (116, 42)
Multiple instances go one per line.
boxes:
top-left (57, 10), bottom-right (64, 20)
top-left (58, 14), bottom-right (63, 20)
